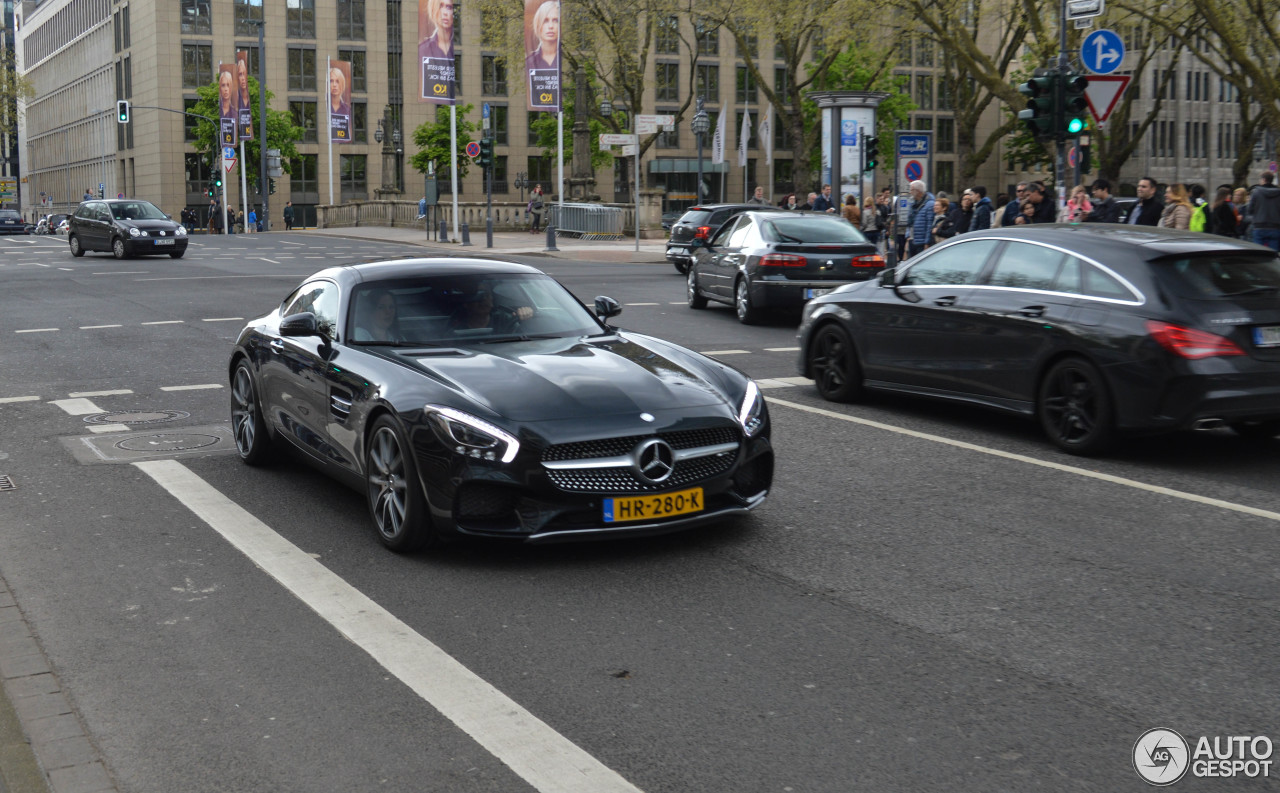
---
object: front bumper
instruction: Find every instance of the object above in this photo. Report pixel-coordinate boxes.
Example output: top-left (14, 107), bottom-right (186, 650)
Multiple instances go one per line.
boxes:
top-left (666, 244), bottom-right (693, 264)
top-left (126, 237), bottom-right (188, 255)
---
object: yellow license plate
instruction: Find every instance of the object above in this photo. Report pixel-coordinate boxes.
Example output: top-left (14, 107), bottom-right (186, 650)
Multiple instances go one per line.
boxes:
top-left (604, 487), bottom-right (703, 523)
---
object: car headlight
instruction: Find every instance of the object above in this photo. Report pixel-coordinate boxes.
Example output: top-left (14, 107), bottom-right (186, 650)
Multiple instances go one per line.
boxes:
top-left (128, 227), bottom-right (140, 237)
top-left (176, 225), bottom-right (187, 236)
top-left (426, 405), bottom-right (520, 463)
top-left (738, 380), bottom-right (765, 437)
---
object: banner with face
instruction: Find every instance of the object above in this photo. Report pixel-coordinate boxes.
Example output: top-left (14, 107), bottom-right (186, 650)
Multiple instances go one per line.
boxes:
top-left (328, 60), bottom-right (353, 143)
top-left (236, 52), bottom-right (253, 139)
top-left (524, 0), bottom-right (560, 112)
top-left (418, 0), bottom-right (457, 104)
top-left (218, 64), bottom-right (238, 145)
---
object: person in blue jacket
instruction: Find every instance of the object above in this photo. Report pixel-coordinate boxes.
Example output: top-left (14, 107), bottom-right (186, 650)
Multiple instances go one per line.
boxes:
top-left (906, 180), bottom-right (935, 258)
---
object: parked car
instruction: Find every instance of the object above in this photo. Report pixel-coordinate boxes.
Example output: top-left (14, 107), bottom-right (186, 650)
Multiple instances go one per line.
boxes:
top-left (55, 218), bottom-right (71, 235)
top-left (798, 224), bottom-right (1280, 454)
top-left (228, 258), bottom-right (774, 551)
top-left (35, 213), bottom-right (69, 235)
top-left (0, 209), bottom-right (27, 235)
top-left (687, 211), bottom-right (885, 324)
top-left (661, 211), bottom-right (681, 231)
top-left (666, 203), bottom-right (783, 274)
top-left (68, 198), bottom-right (188, 259)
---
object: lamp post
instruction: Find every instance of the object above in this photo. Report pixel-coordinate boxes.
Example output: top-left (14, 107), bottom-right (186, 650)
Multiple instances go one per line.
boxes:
top-left (375, 107), bottom-right (400, 196)
top-left (692, 97), bottom-right (709, 207)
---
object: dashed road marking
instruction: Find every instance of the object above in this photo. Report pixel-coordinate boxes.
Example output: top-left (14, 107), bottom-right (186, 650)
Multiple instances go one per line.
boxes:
top-left (80, 324), bottom-right (123, 329)
top-left (765, 347), bottom-right (800, 352)
top-left (160, 384), bottom-right (222, 392)
top-left (702, 349), bottom-right (750, 355)
top-left (68, 389), bottom-right (133, 398)
top-left (49, 398), bottom-right (105, 415)
top-left (259, 258), bottom-right (280, 264)
top-left (625, 302), bottom-right (660, 306)
top-left (15, 328), bottom-right (58, 333)
top-left (92, 271), bottom-right (148, 275)
top-left (202, 317), bottom-right (245, 322)
top-left (0, 396), bottom-right (41, 404)
top-left (141, 321), bottom-right (184, 325)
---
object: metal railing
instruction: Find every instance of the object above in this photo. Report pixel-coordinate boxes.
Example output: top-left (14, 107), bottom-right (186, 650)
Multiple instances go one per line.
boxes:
top-left (547, 203), bottom-right (626, 240)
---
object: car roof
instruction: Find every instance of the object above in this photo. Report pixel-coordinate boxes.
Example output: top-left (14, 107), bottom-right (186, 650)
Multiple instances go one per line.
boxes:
top-left (958, 224), bottom-right (1271, 259)
top-left (310, 258), bottom-right (546, 284)
top-left (686, 203), bottom-right (784, 212)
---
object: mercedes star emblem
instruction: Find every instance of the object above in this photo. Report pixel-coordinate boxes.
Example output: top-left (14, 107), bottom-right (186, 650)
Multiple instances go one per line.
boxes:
top-left (633, 438), bottom-right (675, 484)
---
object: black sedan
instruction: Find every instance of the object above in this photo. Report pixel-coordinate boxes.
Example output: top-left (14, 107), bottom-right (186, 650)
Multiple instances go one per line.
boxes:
top-left (666, 203), bottom-right (782, 274)
top-left (68, 198), bottom-right (188, 259)
top-left (228, 259), bottom-right (773, 551)
top-left (798, 225), bottom-right (1280, 454)
top-left (688, 211), bottom-right (885, 324)
top-left (0, 209), bottom-right (27, 235)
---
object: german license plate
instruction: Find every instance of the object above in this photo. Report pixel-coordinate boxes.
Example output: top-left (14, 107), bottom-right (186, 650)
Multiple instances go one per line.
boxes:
top-left (154, 238), bottom-right (174, 245)
top-left (603, 487), bottom-right (703, 523)
top-left (805, 288), bottom-right (832, 299)
top-left (1255, 325), bottom-right (1280, 347)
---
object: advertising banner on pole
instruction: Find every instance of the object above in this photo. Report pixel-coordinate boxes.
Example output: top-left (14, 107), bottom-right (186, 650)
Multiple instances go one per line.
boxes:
top-left (419, 0), bottom-right (458, 103)
top-left (328, 60), bottom-right (353, 143)
top-left (236, 52), bottom-right (253, 140)
top-left (524, 0), bottom-right (561, 112)
top-left (218, 63), bottom-right (238, 146)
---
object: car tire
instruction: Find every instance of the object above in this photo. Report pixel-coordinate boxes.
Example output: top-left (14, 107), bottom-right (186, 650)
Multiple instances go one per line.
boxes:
top-left (809, 324), bottom-right (864, 402)
top-left (672, 259), bottom-right (690, 275)
top-left (1037, 357), bottom-right (1115, 455)
top-left (169, 250), bottom-right (185, 259)
top-left (366, 415), bottom-right (438, 553)
top-left (68, 235), bottom-right (84, 257)
top-left (687, 269), bottom-right (707, 309)
top-left (1228, 420), bottom-right (1280, 440)
top-left (112, 237), bottom-right (127, 259)
top-left (230, 362), bottom-right (274, 465)
top-left (735, 278), bottom-right (760, 325)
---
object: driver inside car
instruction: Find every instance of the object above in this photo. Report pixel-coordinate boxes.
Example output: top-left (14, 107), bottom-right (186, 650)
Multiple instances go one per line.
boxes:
top-left (448, 282), bottom-right (534, 332)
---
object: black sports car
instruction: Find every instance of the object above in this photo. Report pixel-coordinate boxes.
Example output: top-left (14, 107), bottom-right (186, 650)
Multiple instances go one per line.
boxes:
top-left (228, 259), bottom-right (773, 550)
top-left (798, 225), bottom-right (1280, 454)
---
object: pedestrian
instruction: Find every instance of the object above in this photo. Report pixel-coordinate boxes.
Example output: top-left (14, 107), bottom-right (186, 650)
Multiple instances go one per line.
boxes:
top-left (1023, 182), bottom-right (1056, 223)
top-left (83, 188), bottom-right (92, 201)
top-left (955, 193), bottom-right (974, 234)
top-left (283, 201), bottom-right (295, 231)
top-left (248, 207), bottom-right (258, 233)
top-left (228, 206), bottom-right (237, 234)
top-left (235, 209), bottom-right (245, 234)
top-left (905, 180), bottom-right (934, 259)
top-left (1059, 184), bottom-right (1093, 223)
top-left (798, 192), bottom-right (817, 211)
top-left (1159, 184), bottom-right (1193, 230)
top-left (417, 195), bottom-right (427, 219)
top-left (527, 184), bottom-right (545, 233)
top-left (1232, 187), bottom-right (1250, 239)
top-left (1210, 187), bottom-right (1238, 238)
top-left (970, 186), bottom-right (993, 231)
top-left (1001, 182), bottom-right (1027, 226)
top-left (1127, 176), bottom-right (1163, 225)
top-left (782, 194), bottom-right (798, 210)
top-left (1015, 200), bottom-right (1037, 225)
top-left (747, 185), bottom-right (768, 205)
top-left (930, 197), bottom-right (956, 245)
top-left (211, 203), bottom-right (224, 233)
top-left (1084, 178), bottom-right (1121, 223)
top-left (811, 184), bottom-right (836, 213)
top-left (841, 194), bottom-right (861, 227)
top-left (860, 195), bottom-right (881, 247)
top-left (1247, 172), bottom-right (1280, 250)
top-left (1188, 184), bottom-right (1211, 232)
top-left (990, 193), bottom-right (1008, 228)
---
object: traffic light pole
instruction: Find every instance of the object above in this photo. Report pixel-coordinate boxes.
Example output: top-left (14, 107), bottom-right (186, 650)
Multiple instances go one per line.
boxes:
top-left (1055, 0), bottom-right (1069, 212)
top-left (219, 148), bottom-right (229, 235)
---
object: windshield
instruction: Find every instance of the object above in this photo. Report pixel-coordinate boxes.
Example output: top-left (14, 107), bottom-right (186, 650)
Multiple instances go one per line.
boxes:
top-left (1154, 253), bottom-right (1280, 299)
top-left (679, 210), bottom-right (713, 226)
top-left (346, 273), bottom-right (606, 346)
top-left (763, 216), bottom-right (868, 243)
top-left (110, 201), bottom-right (168, 221)
top-left (0, 211), bottom-right (20, 220)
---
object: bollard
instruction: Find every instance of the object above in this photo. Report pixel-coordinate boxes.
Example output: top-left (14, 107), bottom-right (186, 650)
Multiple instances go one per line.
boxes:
top-left (460, 222), bottom-right (472, 246)
top-left (438, 218), bottom-right (448, 242)
top-left (486, 217), bottom-right (493, 249)
top-left (544, 224), bottom-right (559, 252)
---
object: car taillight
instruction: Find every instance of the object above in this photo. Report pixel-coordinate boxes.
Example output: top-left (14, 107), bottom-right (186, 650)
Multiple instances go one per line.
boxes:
top-left (694, 226), bottom-right (712, 240)
top-left (852, 254), bottom-right (886, 268)
top-left (1145, 321), bottom-right (1245, 359)
top-left (759, 253), bottom-right (807, 267)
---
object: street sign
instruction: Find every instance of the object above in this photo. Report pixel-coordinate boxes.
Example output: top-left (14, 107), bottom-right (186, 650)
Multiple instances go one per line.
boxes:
top-left (483, 102), bottom-right (490, 130)
top-left (223, 146), bottom-right (236, 160)
top-left (1066, 0), bottom-right (1104, 21)
top-left (1082, 29), bottom-right (1125, 75)
top-left (636, 115), bottom-right (675, 134)
top-left (0, 177), bottom-right (17, 199)
top-left (897, 135), bottom-right (930, 157)
top-left (1271, 161), bottom-right (1278, 173)
top-left (599, 133), bottom-right (638, 146)
top-left (465, 141), bottom-right (481, 158)
top-left (224, 157), bottom-right (237, 172)
top-left (904, 160), bottom-right (923, 182)
top-left (1068, 146), bottom-right (1078, 168)
top-left (619, 144), bottom-right (638, 156)
top-left (1083, 74), bottom-right (1131, 123)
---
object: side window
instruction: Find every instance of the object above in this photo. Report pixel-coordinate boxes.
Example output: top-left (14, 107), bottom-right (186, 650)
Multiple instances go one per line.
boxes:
top-left (709, 209), bottom-right (733, 227)
top-left (1053, 256), bottom-right (1082, 294)
top-left (987, 242), bottom-right (1065, 291)
top-left (903, 239), bottom-right (999, 286)
top-left (97, 205), bottom-right (112, 222)
top-left (283, 280), bottom-right (340, 339)
top-left (710, 217), bottom-right (739, 247)
top-left (726, 217), bottom-right (753, 248)
top-left (1083, 265), bottom-right (1135, 300)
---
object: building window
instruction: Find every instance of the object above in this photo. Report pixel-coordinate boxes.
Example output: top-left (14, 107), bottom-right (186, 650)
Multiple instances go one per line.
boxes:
top-left (123, 6), bottom-right (132, 49)
top-left (290, 154), bottom-right (319, 194)
top-left (185, 153), bottom-right (212, 193)
top-left (529, 155), bottom-right (553, 186)
top-left (337, 0), bottom-right (365, 40)
top-left (936, 160), bottom-right (954, 195)
top-left (181, 43), bottom-right (213, 88)
top-left (656, 16), bottom-right (679, 54)
top-left (288, 47), bottom-right (317, 91)
top-left (491, 105), bottom-right (509, 145)
top-left (482, 55), bottom-right (507, 95)
top-left (696, 64), bottom-right (719, 101)
top-left (233, 0), bottom-right (262, 37)
top-left (775, 67), bottom-right (788, 99)
top-left (937, 118), bottom-right (954, 153)
top-left (937, 78), bottom-right (954, 111)
top-left (387, 50), bottom-right (403, 100)
top-left (287, 0), bottom-right (316, 38)
top-left (290, 100), bottom-right (318, 142)
top-left (492, 155), bottom-right (509, 192)
top-left (340, 154), bottom-right (368, 197)
top-left (774, 159), bottom-right (793, 193)
top-left (184, 98), bottom-right (200, 141)
top-left (736, 66), bottom-right (756, 104)
top-left (774, 116), bottom-right (793, 151)
top-left (656, 63), bottom-right (679, 102)
top-left (480, 9), bottom-right (504, 48)
top-left (694, 18), bottom-right (718, 56)
top-left (338, 49), bottom-right (367, 92)
top-left (915, 75), bottom-right (933, 110)
top-left (352, 102), bottom-right (367, 142)
top-left (736, 24), bottom-right (757, 60)
top-left (915, 38), bottom-right (933, 67)
top-left (181, 0), bottom-right (212, 35)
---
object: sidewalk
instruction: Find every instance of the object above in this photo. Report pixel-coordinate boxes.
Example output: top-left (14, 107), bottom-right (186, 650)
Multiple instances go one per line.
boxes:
top-left (294, 224), bottom-right (671, 264)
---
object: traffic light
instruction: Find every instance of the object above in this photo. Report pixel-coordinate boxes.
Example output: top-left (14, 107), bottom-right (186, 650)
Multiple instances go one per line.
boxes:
top-left (116, 100), bottom-right (129, 124)
top-left (1061, 72), bottom-right (1089, 137)
top-left (208, 184), bottom-right (215, 198)
top-left (1017, 72), bottom-right (1056, 140)
top-left (479, 138), bottom-right (493, 169)
top-left (863, 136), bottom-right (879, 173)
top-left (214, 175), bottom-right (223, 190)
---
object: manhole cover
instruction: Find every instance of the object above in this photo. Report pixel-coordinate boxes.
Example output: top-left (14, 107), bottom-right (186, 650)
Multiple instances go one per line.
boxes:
top-left (115, 433), bottom-right (221, 452)
top-left (84, 409), bottom-right (191, 425)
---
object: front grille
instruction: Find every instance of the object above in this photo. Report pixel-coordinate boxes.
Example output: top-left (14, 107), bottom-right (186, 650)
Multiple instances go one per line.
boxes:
top-left (542, 426), bottom-right (739, 462)
top-left (544, 443), bottom-right (738, 494)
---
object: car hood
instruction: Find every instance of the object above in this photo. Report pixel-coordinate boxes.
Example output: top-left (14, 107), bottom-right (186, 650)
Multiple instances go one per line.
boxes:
top-left (401, 334), bottom-right (733, 421)
top-left (118, 219), bottom-right (179, 232)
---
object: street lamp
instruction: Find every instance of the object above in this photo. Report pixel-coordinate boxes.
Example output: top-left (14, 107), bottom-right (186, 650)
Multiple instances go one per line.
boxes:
top-left (692, 97), bottom-right (710, 207)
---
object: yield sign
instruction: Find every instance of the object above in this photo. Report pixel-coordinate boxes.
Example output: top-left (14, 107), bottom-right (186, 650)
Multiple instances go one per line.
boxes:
top-left (224, 157), bottom-right (237, 172)
top-left (1084, 75), bottom-right (1131, 124)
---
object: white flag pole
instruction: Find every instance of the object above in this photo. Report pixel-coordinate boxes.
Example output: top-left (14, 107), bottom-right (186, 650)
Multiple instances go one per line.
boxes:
top-left (327, 57), bottom-right (334, 206)
top-left (450, 104), bottom-right (459, 241)
top-left (220, 146), bottom-right (229, 235)
top-left (557, 111), bottom-right (564, 210)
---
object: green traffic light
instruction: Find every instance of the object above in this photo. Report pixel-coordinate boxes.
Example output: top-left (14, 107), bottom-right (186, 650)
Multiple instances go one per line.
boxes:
top-left (1067, 117), bottom-right (1085, 134)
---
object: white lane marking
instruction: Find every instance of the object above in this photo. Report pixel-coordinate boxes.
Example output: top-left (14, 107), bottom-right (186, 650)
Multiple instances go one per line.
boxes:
top-left (259, 258), bottom-right (280, 264)
top-left (624, 302), bottom-right (659, 306)
top-left (0, 396), bottom-right (41, 404)
top-left (764, 347), bottom-right (800, 352)
top-left (133, 460), bottom-right (644, 793)
top-left (87, 423), bottom-right (130, 433)
top-left (68, 389), bottom-right (133, 398)
top-left (754, 379), bottom-right (798, 390)
top-left (160, 384), bottom-right (222, 391)
top-left (771, 376), bottom-right (814, 386)
top-left (16, 328), bottom-right (59, 333)
top-left (668, 301), bottom-right (684, 305)
top-left (80, 324), bottom-right (123, 329)
top-left (16, 262), bottom-right (50, 267)
top-left (141, 320), bottom-right (184, 325)
top-left (768, 397), bottom-right (1280, 524)
top-left (136, 275), bottom-right (297, 281)
top-left (58, 267), bottom-right (75, 271)
top-left (202, 317), bottom-right (245, 322)
top-left (701, 349), bottom-right (750, 355)
top-left (92, 271), bottom-right (148, 275)
top-left (49, 398), bottom-right (105, 415)
top-left (278, 240), bottom-right (305, 246)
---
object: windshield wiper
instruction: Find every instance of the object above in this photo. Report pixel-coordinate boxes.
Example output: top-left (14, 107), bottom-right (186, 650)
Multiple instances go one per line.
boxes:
top-left (478, 333), bottom-right (564, 344)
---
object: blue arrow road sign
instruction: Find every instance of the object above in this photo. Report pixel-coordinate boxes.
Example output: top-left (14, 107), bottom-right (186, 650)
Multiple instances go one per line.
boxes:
top-left (1082, 29), bottom-right (1125, 75)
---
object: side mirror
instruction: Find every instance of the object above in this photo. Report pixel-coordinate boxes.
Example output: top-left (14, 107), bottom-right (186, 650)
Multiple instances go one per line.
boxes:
top-left (593, 296), bottom-right (622, 320)
top-left (877, 268), bottom-right (897, 288)
top-left (279, 311), bottom-right (320, 337)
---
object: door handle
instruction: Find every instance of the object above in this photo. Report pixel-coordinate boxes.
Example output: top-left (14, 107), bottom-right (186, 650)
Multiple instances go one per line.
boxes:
top-left (1017, 305), bottom-right (1046, 318)
top-left (933, 296), bottom-right (957, 307)
top-left (270, 339), bottom-right (284, 349)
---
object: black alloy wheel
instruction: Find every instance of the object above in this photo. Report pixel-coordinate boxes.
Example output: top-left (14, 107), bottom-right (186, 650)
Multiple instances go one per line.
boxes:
top-left (1037, 358), bottom-right (1114, 455)
top-left (1229, 420), bottom-right (1280, 441)
top-left (365, 415), bottom-right (436, 552)
top-left (112, 237), bottom-right (127, 259)
top-left (735, 278), bottom-right (760, 325)
top-left (673, 258), bottom-right (690, 275)
top-left (68, 235), bottom-right (84, 257)
top-left (230, 363), bottom-right (273, 465)
top-left (687, 269), bottom-right (707, 309)
top-left (809, 324), bottom-right (864, 402)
